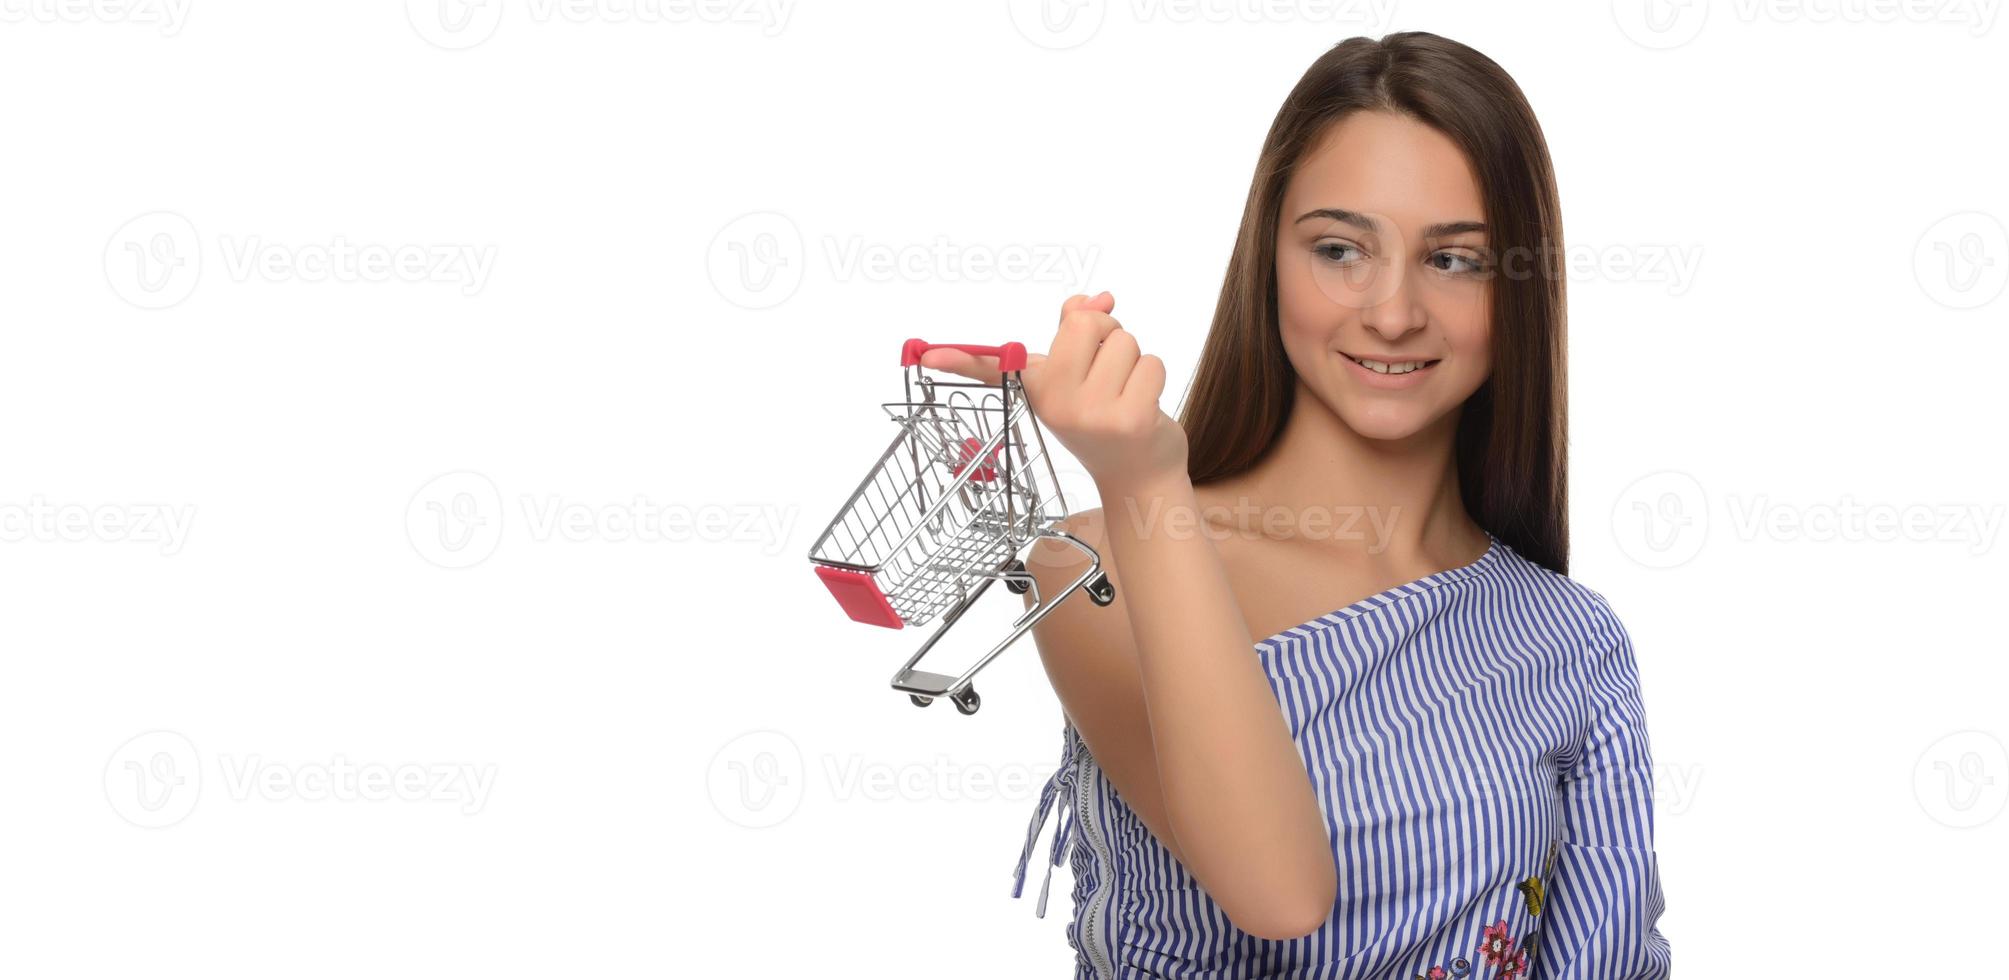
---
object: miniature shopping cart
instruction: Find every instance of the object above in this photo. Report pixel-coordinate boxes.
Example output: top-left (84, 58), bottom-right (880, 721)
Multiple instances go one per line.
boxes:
top-left (807, 338), bottom-right (1115, 716)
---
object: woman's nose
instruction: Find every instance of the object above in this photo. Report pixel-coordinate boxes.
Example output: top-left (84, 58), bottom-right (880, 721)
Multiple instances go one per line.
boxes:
top-left (1359, 266), bottom-right (1425, 341)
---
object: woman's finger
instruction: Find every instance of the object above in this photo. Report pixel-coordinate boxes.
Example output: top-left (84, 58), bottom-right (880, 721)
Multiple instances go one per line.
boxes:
top-left (1084, 327), bottom-right (1139, 398)
top-left (1052, 291), bottom-right (1117, 379)
top-left (917, 348), bottom-right (1001, 384)
top-left (1048, 297), bottom-right (1122, 384)
top-left (1120, 352), bottom-right (1167, 413)
top-left (1058, 290), bottom-right (1115, 323)
top-left (917, 347), bottom-right (1048, 386)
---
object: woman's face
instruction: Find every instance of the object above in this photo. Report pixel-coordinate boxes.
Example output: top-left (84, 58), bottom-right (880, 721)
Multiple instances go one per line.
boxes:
top-left (1274, 110), bottom-right (1494, 443)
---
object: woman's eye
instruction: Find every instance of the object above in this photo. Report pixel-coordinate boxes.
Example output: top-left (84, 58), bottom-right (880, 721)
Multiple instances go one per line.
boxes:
top-left (1314, 242), bottom-right (1362, 264)
top-left (1429, 251), bottom-right (1486, 275)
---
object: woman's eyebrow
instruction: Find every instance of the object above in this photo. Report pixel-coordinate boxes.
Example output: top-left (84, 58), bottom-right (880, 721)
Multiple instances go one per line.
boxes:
top-left (1294, 207), bottom-right (1378, 231)
top-left (1423, 220), bottom-right (1487, 238)
top-left (1293, 209), bottom-right (1488, 239)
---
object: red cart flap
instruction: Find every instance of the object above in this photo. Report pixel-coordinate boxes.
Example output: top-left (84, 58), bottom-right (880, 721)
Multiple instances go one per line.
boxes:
top-left (813, 564), bottom-right (905, 629)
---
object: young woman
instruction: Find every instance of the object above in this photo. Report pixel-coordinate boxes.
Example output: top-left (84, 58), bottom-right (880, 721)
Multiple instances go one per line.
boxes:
top-left (925, 32), bottom-right (1670, 980)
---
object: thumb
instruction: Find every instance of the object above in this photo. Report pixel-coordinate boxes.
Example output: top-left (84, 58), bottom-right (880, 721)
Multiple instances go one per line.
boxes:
top-left (1059, 290), bottom-right (1115, 321)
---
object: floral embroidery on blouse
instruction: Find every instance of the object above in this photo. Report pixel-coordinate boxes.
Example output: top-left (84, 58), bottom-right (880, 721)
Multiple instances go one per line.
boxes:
top-left (1422, 919), bottom-right (1542, 980)
top-left (1412, 958), bottom-right (1475, 980)
top-left (1480, 920), bottom-right (1516, 967)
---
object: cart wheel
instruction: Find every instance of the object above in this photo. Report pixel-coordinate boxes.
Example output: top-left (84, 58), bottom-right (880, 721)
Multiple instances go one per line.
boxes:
top-left (910, 694), bottom-right (934, 708)
top-left (1087, 573), bottom-right (1116, 607)
top-left (952, 686), bottom-right (981, 715)
top-left (1004, 559), bottom-right (1030, 595)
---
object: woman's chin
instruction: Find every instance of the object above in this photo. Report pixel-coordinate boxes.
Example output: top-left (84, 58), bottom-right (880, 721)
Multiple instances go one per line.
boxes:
top-left (1292, 375), bottom-right (1462, 445)
top-left (1336, 405), bottom-right (1447, 444)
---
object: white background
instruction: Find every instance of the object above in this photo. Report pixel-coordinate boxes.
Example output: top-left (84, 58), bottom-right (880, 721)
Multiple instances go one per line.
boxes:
top-left (3, 1), bottom-right (2005, 976)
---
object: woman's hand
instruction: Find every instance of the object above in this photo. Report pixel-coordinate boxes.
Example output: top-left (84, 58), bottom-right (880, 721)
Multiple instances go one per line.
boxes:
top-left (918, 291), bottom-right (1188, 491)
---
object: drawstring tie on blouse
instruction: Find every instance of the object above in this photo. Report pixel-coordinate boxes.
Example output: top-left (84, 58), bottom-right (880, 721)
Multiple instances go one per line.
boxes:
top-left (1010, 722), bottom-right (1081, 918)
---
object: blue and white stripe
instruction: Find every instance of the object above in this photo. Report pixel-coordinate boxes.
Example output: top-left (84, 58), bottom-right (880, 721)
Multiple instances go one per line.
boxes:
top-left (1010, 530), bottom-right (1671, 979)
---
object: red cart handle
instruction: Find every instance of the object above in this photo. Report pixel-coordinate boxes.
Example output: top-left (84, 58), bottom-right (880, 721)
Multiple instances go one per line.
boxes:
top-left (901, 338), bottom-right (1028, 373)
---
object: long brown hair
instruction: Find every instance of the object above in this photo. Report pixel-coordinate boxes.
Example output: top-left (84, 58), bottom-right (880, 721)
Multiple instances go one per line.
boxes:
top-left (1176, 32), bottom-right (1569, 574)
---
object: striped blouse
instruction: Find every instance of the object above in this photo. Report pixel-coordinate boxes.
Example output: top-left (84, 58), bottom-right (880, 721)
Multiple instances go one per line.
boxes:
top-left (1010, 530), bottom-right (1671, 979)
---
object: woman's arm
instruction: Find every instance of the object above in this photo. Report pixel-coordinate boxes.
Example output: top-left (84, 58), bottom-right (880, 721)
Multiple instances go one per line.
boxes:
top-left (1023, 496), bottom-right (1337, 942)
top-left (930, 292), bottom-right (1337, 940)
top-left (1531, 594), bottom-right (1672, 978)
top-left (1098, 470), bottom-right (1338, 938)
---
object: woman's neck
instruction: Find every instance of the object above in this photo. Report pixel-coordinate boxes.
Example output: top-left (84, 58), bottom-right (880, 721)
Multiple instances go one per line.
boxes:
top-left (1199, 378), bottom-right (1487, 570)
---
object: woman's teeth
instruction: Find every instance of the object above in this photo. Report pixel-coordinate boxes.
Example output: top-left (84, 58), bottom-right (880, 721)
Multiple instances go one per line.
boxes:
top-left (1345, 354), bottom-right (1439, 375)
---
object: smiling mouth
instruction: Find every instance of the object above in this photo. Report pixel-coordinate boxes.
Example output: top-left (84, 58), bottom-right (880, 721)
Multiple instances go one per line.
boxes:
top-left (1342, 352), bottom-right (1442, 376)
